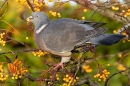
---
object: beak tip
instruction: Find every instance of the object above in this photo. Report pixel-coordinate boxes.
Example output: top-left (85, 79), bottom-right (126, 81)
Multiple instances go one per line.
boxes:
top-left (26, 18), bottom-right (30, 22)
top-left (26, 16), bottom-right (33, 22)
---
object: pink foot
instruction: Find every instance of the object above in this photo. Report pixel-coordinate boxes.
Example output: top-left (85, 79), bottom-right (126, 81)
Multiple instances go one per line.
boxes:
top-left (50, 62), bottom-right (64, 80)
top-left (88, 44), bottom-right (96, 53)
top-left (53, 62), bottom-right (64, 70)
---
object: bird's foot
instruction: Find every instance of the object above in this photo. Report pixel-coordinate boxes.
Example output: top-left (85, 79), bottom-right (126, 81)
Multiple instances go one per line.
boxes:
top-left (88, 44), bottom-right (96, 53)
top-left (53, 62), bottom-right (64, 70)
top-left (50, 62), bottom-right (64, 80)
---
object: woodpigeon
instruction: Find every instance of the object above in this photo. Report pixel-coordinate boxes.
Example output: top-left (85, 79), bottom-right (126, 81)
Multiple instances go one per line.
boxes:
top-left (26, 12), bottom-right (125, 69)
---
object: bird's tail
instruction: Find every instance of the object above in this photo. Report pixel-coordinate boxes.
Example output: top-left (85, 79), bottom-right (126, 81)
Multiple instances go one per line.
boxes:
top-left (89, 23), bottom-right (130, 46)
top-left (99, 34), bottom-right (125, 46)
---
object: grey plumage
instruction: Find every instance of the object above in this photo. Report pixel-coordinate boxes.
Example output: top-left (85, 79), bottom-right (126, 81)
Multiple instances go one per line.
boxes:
top-left (27, 12), bottom-right (125, 63)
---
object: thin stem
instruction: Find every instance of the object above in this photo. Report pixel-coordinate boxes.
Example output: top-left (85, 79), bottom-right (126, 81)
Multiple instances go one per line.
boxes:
top-left (26, 0), bottom-right (35, 12)
top-left (0, 49), bottom-right (38, 55)
top-left (105, 67), bottom-right (130, 86)
top-left (0, 0), bottom-right (8, 9)
top-left (88, 8), bottom-right (99, 21)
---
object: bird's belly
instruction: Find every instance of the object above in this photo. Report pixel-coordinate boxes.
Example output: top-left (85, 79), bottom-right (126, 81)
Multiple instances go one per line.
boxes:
top-left (34, 34), bottom-right (71, 57)
top-left (40, 45), bottom-right (71, 57)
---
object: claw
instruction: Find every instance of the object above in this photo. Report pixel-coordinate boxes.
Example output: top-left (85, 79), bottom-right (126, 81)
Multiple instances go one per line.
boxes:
top-left (88, 44), bottom-right (96, 53)
top-left (53, 62), bottom-right (64, 70)
top-left (50, 62), bottom-right (64, 80)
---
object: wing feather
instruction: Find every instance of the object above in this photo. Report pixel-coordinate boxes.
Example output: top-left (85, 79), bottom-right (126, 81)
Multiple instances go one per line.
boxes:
top-left (39, 19), bottom-right (107, 53)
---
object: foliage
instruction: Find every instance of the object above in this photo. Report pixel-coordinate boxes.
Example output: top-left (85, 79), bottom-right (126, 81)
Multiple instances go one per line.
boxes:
top-left (0, 0), bottom-right (129, 86)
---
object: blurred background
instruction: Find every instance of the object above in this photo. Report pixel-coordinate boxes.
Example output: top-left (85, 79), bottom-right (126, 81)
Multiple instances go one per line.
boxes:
top-left (0, 0), bottom-right (129, 86)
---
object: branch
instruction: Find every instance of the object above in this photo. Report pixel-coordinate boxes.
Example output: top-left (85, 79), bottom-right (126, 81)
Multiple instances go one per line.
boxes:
top-left (0, 0), bottom-right (8, 10)
top-left (24, 74), bottom-right (36, 81)
top-left (0, 49), bottom-right (38, 55)
top-left (26, 0), bottom-right (35, 12)
top-left (89, 6), bottom-right (128, 23)
top-left (24, 73), bottom-right (51, 82)
top-left (17, 79), bottom-right (22, 86)
top-left (70, 60), bottom-right (81, 86)
top-left (75, 77), bottom-right (100, 86)
top-left (75, 78), bottom-right (90, 86)
top-left (105, 67), bottom-right (130, 86)
top-left (73, 0), bottom-right (130, 23)
top-left (7, 36), bottom-right (31, 48)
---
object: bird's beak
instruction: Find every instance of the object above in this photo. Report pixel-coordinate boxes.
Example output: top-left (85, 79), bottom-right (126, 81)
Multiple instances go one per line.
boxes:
top-left (26, 16), bottom-right (33, 22)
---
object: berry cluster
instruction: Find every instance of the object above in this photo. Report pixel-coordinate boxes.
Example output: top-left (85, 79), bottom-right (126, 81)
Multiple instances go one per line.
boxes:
top-left (0, 32), bottom-right (6, 46)
top-left (62, 74), bottom-right (79, 86)
top-left (0, 62), bottom-right (8, 81)
top-left (49, 10), bottom-right (61, 17)
top-left (32, 50), bottom-right (48, 57)
top-left (94, 69), bottom-right (110, 81)
top-left (7, 58), bottom-right (28, 80)
top-left (82, 65), bottom-right (92, 73)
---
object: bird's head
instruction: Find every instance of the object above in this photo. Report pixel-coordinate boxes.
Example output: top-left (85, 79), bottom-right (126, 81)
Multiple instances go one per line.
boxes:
top-left (26, 12), bottom-right (49, 25)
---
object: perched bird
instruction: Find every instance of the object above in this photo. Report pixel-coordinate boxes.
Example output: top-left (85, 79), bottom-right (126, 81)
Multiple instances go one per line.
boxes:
top-left (26, 12), bottom-right (125, 69)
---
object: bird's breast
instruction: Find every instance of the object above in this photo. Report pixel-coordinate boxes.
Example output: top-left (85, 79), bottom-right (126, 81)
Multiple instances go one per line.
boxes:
top-left (34, 34), bottom-right (71, 57)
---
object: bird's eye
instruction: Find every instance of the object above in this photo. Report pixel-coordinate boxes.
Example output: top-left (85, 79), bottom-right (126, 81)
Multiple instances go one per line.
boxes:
top-left (37, 16), bottom-right (39, 17)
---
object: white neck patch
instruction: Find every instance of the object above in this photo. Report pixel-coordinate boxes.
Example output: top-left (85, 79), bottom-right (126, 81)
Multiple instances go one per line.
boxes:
top-left (36, 24), bottom-right (47, 34)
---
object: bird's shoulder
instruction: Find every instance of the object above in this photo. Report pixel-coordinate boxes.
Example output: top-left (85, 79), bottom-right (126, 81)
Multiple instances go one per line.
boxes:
top-left (45, 18), bottom-right (85, 32)
top-left (50, 18), bottom-right (106, 29)
top-left (50, 18), bottom-right (86, 25)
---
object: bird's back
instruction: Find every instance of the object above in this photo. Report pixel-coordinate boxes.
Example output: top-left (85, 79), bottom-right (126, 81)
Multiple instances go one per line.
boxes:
top-left (38, 19), bottom-right (87, 52)
top-left (35, 19), bottom-right (107, 55)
